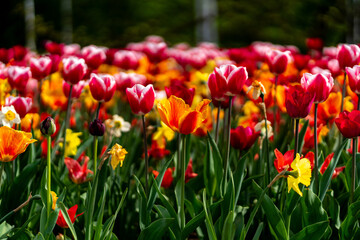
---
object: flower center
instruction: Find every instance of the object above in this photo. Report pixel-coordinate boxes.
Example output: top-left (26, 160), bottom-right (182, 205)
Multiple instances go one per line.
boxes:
top-left (5, 111), bottom-right (16, 121)
top-left (114, 120), bottom-right (122, 129)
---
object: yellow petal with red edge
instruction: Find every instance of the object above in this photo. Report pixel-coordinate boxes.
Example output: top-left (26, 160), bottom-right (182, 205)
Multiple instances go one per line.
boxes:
top-left (178, 110), bottom-right (203, 135)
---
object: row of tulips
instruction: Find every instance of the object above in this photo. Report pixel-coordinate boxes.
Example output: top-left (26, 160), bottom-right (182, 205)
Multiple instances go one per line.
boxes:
top-left (0, 35), bottom-right (360, 239)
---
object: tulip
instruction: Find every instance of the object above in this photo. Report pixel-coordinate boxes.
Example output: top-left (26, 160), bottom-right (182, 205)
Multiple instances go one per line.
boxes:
top-left (300, 73), bottom-right (334, 103)
top-left (306, 38), bottom-right (323, 51)
top-left (153, 168), bottom-right (173, 188)
top-left (64, 154), bottom-right (93, 184)
top-left (62, 57), bottom-right (88, 85)
top-left (56, 204), bottom-right (83, 228)
top-left (293, 54), bottom-right (310, 71)
top-left (81, 45), bottom-right (106, 69)
top-left (346, 65), bottom-right (360, 95)
top-left (165, 84), bottom-right (195, 106)
top-left (62, 80), bottom-right (86, 99)
top-left (285, 85), bottom-right (315, 119)
top-left (12, 45), bottom-right (28, 61)
top-left (48, 54), bottom-right (61, 74)
top-left (327, 59), bottom-right (341, 78)
top-left (274, 149), bottom-right (294, 173)
top-left (40, 116), bottom-right (56, 137)
top-left (30, 56), bottom-right (52, 80)
top-left (336, 44), bottom-right (360, 70)
top-left (335, 110), bottom-right (360, 139)
top-left (126, 84), bottom-right (156, 115)
top-left (114, 72), bottom-right (147, 92)
top-left (265, 49), bottom-right (291, 75)
top-left (89, 73), bottom-right (116, 102)
top-left (143, 42), bottom-right (167, 63)
top-left (7, 66), bottom-right (32, 91)
top-left (230, 125), bottom-right (260, 151)
top-left (5, 96), bottom-right (32, 118)
top-left (89, 119), bottom-right (105, 136)
top-left (45, 41), bottom-right (64, 55)
top-left (185, 159), bottom-right (198, 183)
top-left (63, 44), bottom-right (81, 56)
top-left (113, 50), bottom-right (142, 70)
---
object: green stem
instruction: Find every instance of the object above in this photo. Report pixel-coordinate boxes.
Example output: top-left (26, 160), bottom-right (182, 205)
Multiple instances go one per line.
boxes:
top-left (180, 134), bottom-right (186, 230)
top-left (142, 115), bottom-right (149, 196)
top-left (351, 137), bottom-right (357, 203)
top-left (215, 105), bottom-right (221, 144)
top-left (63, 85), bottom-right (73, 159)
top-left (93, 136), bottom-right (98, 175)
top-left (0, 163), bottom-right (4, 188)
top-left (341, 71), bottom-right (347, 112)
top-left (273, 74), bottom-right (278, 137)
top-left (261, 94), bottom-right (270, 186)
top-left (224, 96), bottom-right (232, 185)
top-left (47, 135), bottom-right (52, 217)
top-left (314, 103), bottom-right (319, 195)
top-left (294, 118), bottom-right (300, 158)
top-left (64, 228), bottom-right (66, 239)
top-left (95, 102), bottom-right (101, 120)
top-left (177, 133), bottom-right (181, 180)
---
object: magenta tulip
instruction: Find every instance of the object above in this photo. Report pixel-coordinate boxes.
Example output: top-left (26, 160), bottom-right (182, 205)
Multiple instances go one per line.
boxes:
top-left (63, 80), bottom-right (86, 99)
top-left (89, 73), bottom-right (116, 102)
top-left (265, 49), bottom-right (291, 75)
top-left (62, 57), bottom-right (88, 85)
top-left (7, 66), bottom-right (32, 91)
top-left (285, 85), bottom-right (315, 119)
top-left (81, 45), bottom-right (106, 69)
top-left (5, 96), bottom-right (32, 118)
top-left (346, 65), bottom-right (360, 94)
top-left (300, 72), bottom-right (334, 103)
top-left (337, 44), bottom-right (360, 70)
top-left (30, 56), bottom-right (52, 80)
top-left (126, 84), bottom-right (156, 115)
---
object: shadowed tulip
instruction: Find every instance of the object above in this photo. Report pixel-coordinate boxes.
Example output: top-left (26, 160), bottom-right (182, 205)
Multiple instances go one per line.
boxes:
top-left (230, 125), bottom-right (260, 151)
top-left (30, 56), bottom-right (52, 80)
top-left (285, 85), bottom-right (315, 119)
top-left (335, 110), bottom-right (360, 138)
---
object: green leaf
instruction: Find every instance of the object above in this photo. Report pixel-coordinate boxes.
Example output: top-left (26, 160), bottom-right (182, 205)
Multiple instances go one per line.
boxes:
top-left (290, 221), bottom-right (329, 240)
top-left (300, 189), bottom-right (328, 227)
top-left (221, 211), bottom-right (234, 240)
top-left (133, 175), bottom-right (148, 230)
top-left (252, 222), bottom-right (264, 240)
top-left (204, 139), bottom-right (216, 197)
top-left (297, 120), bottom-right (309, 154)
top-left (138, 218), bottom-right (176, 240)
top-left (42, 208), bottom-right (60, 237)
top-left (319, 139), bottom-right (349, 201)
top-left (75, 137), bottom-right (94, 160)
top-left (207, 132), bottom-right (224, 197)
top-left (33, 233), bottom-right (45, 240)
top-left (234, 152), bottom-right (248, 204)
top-left (339, 201), bottom-right (360, 240)
top-left (202, 189), bottom-right (217, 240)
top-left (58, 202), bottom-right (78, 240)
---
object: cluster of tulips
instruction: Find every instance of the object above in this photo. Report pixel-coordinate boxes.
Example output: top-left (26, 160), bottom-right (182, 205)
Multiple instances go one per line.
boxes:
top-left (1, 35), bottom-right (360, 239)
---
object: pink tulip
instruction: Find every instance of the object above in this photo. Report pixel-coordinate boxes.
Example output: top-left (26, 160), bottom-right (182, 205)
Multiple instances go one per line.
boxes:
top-left (30, 56), bottom-right (52, 80)
top-left (337, 44), bottom-right (360, 70)
top-left (62, 57), bottom-right (88, 85)
top-left (346, 65), bottom-right (360, 94)
top-left (143, 42), bottom-right (167, 63)
top-left (265, 49), bottom-right (292, 75)
top-left (300, 72), bottom-right (334, 103)
top-left (63, 44), bottom-right (81, 56)
top-left (327, 59), bottom-right (341, 77)
top-left (63, 80), bottom-right (86, 99)
top-left (5, 96), bottom-right (32, 118)
top-left (113, 50), bottom-right (142, 70)
top-left (89, 73), bottom-right (116, 102)
top-left (7, 66), bottom-right (32, 91)
top-left (48, 54), bottom-right (61, 74)
top-left (126, 84), bottom-right (156, 115)
top-left (114, 72), bottom-right (147, 92)
top-left (81, 45), bottom-right (106, 69)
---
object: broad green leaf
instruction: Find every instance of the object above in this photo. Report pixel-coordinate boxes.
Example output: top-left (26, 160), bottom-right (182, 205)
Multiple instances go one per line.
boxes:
top-left (300, 189), bottom-right (328, 227)
top-left (290, 221), bottom-right (329, 240)
top-left (133, 175), bottom-right (148, 230)
top-left (207, 132), bottom-right (224, 197)
top-left (221, 211), bottom-right (234, 240)
top-left (138, 218), bottom-right (176, 240)
top-left (202, 189), bottom-right (217, 240)
top-left (340, 201), bottom-right (360, 240)
top-left (204, 139), bottom-right (216, 197)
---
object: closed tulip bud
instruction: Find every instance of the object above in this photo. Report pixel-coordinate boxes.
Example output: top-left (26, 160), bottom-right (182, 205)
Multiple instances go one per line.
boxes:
top-left (346, 65), bottom-right (360, 94)
top-left (40, 116), bottom-right (56, 136)
top-left (335, 110), bottom-right (360, 138)
top-left (62, 57), bottom-right (88, 85)
top-left (81, 45), bottom-right (106, 69)
top-left (89, 73), bottom-right (116, 102)
top-left (165, 84), bottom-right (195, 105)
top-left (126, 84), bottom-right (156, 115)
top-left (230, 126), bottom-right (260, 151)
top-left (7, 66), bottom-right (32, 91)
top-left (5, 96), bottom-right (32, 118)
top-left (113, 50), bottom-right (142, 70)
top-left (265, 49), bottom-right (292, 75)
top-left (336, 44), bottom-right (360, 70)
top-left (285, 85), bottom-right (315, 119)
top-left (30, 56), bottom-right (52, 80)
top-left (63, 80), bottom-right (86, 99)
top-left (300, 72), bottom-right (334, 103)
top-left (89, 119), bottom-right (105, 136)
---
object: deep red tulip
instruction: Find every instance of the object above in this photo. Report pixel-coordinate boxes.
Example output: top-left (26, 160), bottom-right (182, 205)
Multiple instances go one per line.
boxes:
top-left (30, 56), bottom-right (52, 80)
top-left (56, 204), bottom-right (83, 228)
top-left (208, 64), bottom-right (248, 100)
top-left (7, 66), bottom-right (32, 91)
top-left (64, 154), bottom-right (93, 184)
top-left (300, 72), bottom-right (334, 103)
top-left (230, 125), bottom-right (260, 151)
top-left (126, 84), bottom-right (155, 115)
top-left (337, 44), bottom-right (360, 70)
top-left (113, 50), bottom-right (142, 70)
top-left (0, 48), bottom-right (11, 63)
top-left (81, 45), bottom-right (106, 69)
top-left (12, 45), bottom-right (28, 61)
top-left (45, 41), bottom-right (64, 55)
top-left (165, 84), bottom-right (195, 106)
top-left (185, 159), bottom-right (198, 183)
top-left (285, 85), bottom-right (315, 119)
top-left (346, 65), bottom-right (360, 94)
top-left (153, 168), bottom-right (173, 188)
top-left (148, 140), bottom-right (170, 159)
top-left (62, 57), bottom-right (88, 84)
top-left (274, 149), bottom-right (294, 173)
top-left (306, 38), bottom-right (324, 51)
top-left (114, 72), bottom-right (147, 92)
top-left (293, 54), bottom-right (310, 71)
top-left (335, 110), bottom-right (360, 138)
top-left (89, 73), bottom-right (116, 102)
top-left (5, 96), bottom-right (32, 118)
top-left (265, 49), bottom-right (291, 75)
top-left (63, 80), bottom-right (86, 99)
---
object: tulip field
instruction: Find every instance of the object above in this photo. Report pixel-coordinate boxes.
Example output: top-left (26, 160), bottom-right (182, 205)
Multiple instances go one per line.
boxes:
top-left (1, 36), bottom-right (360, 239)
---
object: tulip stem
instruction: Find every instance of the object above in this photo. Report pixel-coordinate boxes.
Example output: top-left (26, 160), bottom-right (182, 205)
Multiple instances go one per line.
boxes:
top-left (215, 105), bottom-right (221, 144)
top-left (177, 133), bottom-right (181, 179)
top-left (180, 134), bottom-right (186, 230)
top-left (340, 71), bottom-right (347, 112)
top-left (273, 75), bottom-right (278, 137)
top-left (95, 102), bottom-right (101, 120)
top-left (294, 119), bottom-right (300, 159)
top-left (314, 103), bottom-right (319, 195)
top-left (93, 136), bottom-right (98, 175)
top-left (0, 163), bottom-right (4, 188)
top-left (351, 138), bottom-right (357, 203)
top-left (224, 97), bottom-right (232, 185)
top-left (47, 135), bottom-right (51, 218)
top-left (63, 85), bottom-right (73, 159)
top-left (261, 94), bottom-right (271, 187)
top-left (142, 115), bottom-right (149, 196)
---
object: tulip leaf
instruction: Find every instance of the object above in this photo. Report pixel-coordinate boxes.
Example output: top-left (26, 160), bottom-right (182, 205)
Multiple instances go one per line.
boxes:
top-left (42, 207), bottom-right (60, 237)
top-left (202, 189), bottom-right (217, 240)
top-left (319, 139), bottom-right (349, 201)
top-left (204, 139), bottom-right (216, 197)
top-left (290, 220), bottom-right (329, 240)
top-left (33, 233), bottom-right (45, 240)
top-left (207, 132), bottom-right (224, 197)
top-left (75, 137), bottom-right (94, 160)
top-left (133, 175), bottom-right (148, 230)
top-left (339, 201), bottom-right (360, 240)
top-left (297, 119), bottom-right (309, 154)
top-left (58, 202), bottom-right (78, 240)
top-left (138, 218), bottom-right (176, 240)
top-left (252, 222), bottom-right (264, 240)
top-left (221, 211), bottom-right (234, 240)
top-left (299, 189), bottom-right (328, 227)
top-left (234, 152), bottom-right (248, 204)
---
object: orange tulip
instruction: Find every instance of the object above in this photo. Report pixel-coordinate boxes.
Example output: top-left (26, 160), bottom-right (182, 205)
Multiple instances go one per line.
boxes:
top-left (0, 126), bottom-right (36, 162)
top-left (157, 95), bottom-right (211, 135)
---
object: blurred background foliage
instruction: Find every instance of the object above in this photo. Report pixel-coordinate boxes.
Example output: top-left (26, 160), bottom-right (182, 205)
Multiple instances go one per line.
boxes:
top-left (1, 0), bottom-right (347, 51)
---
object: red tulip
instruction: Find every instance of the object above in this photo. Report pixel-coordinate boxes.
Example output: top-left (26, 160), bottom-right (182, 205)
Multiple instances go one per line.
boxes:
top-left (64, 154), bottom-right (93, 184)
top-left (62, 57), bottom-right (88, 85)
top-left (306, 38), bottom-right (324, 51)
top-left (153, 168), bottom-right (173, 188)
top-left (30, 56), bottom-right (52, 80)
top-left (12, 45), bottom-right (28, 61)
top-left (285, 85), bottom-right (315, 119)
top-left (293, 54), bottom-right (310, 71)
top-left (114, 72), bottom-right (147, 92)
top-left (165, 84), bottom-right (195, 106)
top-left (89, 73), bottom-right (116, 102)
top-left (48, 54), bottom-right (61, 74)
top-left (320, 152), bottom-right (335, 174)
top-left (346, 65), bottom-right (360, 94)
top-left (63, 80), bottom-right (86, 99)
top-left (185, 159), bottom-right (197, 183)
top-left (126, 84), bottom-right (156, 115)
top-left (274, 148), bottom-right (294, 173)
top-left (300, 72), bottom-right (334, 103)
top-left (45, 41), bottom-right (64, 55)
top-left (230, 125), bottom-right (260, 151)
top-left (337, 44), bottom-right (360, 70)
top-left (148, 140), bottom-right (170, 159)
top-left (265, 49), bottom-right (291, 75)
top-left (5, 96), bottom-right (32, 118)
top-left (7, 66), bottom-right (32, 91)
top-left (143, 42), bottom-right (167, 63)
top-left (81, 45), bottom-right (106, 69)
top-left (0, 48), bottom-right (10, 63)
top-left (113, 50), bottom-right (142, 70)
top-left (56, 204), bottom-right (83, 228)
top-left (335, 110), bottom-right (360, 138)
top-left (208, 64), bottom-right (248, 100)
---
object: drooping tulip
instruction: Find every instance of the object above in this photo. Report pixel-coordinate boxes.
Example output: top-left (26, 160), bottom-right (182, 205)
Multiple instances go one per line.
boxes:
top-left (7, 66), bottom-right (32, 91)
top-left (265, 49), bottom-right (291, 75)
top-left (62, 57), bottom-right (88, 85)
top-left (285, 85), bottom-right (315, 119)
top-left (335, 110), bottom-right (360, 138)
top-left (300, 72), bottom-right (334, 103)
top-left (126, 84), bottom-right (156, 115)
top-left (230, 125), bottom-right (260, 151)
top-left (30, 56), bottom-right (52, 80)
top-left (81, 45), bottom-right (106, 69)
top-left (5, 96), bottom-right (32, 118)
top-left (336, 44), bottom-right (360, 70)
top-left (346, 65), bottom-right (360, 94)
top-left (89, 73), bottom-right (116, 102)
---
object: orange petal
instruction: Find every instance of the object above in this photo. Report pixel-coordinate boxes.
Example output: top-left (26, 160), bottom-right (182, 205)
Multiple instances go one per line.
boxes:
top-left (195, 99), bottom-right (211, 120)
top-left (178, 111), bottom-right (202, 135)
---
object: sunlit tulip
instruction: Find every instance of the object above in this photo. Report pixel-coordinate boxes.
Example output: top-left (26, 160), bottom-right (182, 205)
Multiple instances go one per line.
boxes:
top-left (126, 84), bottom-right (155, 115)
top-left (81, 45), bottom-right (106, 69)
top-left (335, 110), bottom-right (360, 138)
top-left (230, 125), bottom-right (260, 151)
top-left (285, 85), bottom-right (315, 119)
top-left (274, 149), bottom-right (294, 173)
top-left (300, 72), bottom-right (334, 103)
top-left (5, 96), bottom-right (32, 118)
top-left (30, 56), bottom-right (52, 80)
top-left (265, 49), bottom-right (291, 75)
top-left (337, 44), bottom-right (360, 70)
top-left (89, 73), bottom-right (116, 102)
top-left (7, 66), bottom-right (31, 91)
top-left (62, 57), bottom-right (88, 85)
top-left (56, 205), bottom-right (83, 228)
top-left (346, 65), bottom-right (360, 94)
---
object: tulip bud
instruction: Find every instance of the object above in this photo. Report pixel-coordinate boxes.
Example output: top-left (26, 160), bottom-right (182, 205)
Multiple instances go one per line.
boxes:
top-left (89, 73), bottom-right (116, 102)
top-left (346, 65), bottom-right (360, 94)
top-left (126, 84), bottom-right (156, 115)
top-left (143, 42), bottom-right (167, 63)
top-left (265, 50), bottom-right (292, 75)
top-left (40, 116), bottom-right (56, 136)
top-left (114, 72), bottom-right (147, 92)
top-left (89, 119), bottom-right (105, 136)
top-left (113, 50), bottom-right (142, 70)
top-left (300, 72), bottom-right (334, 103)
